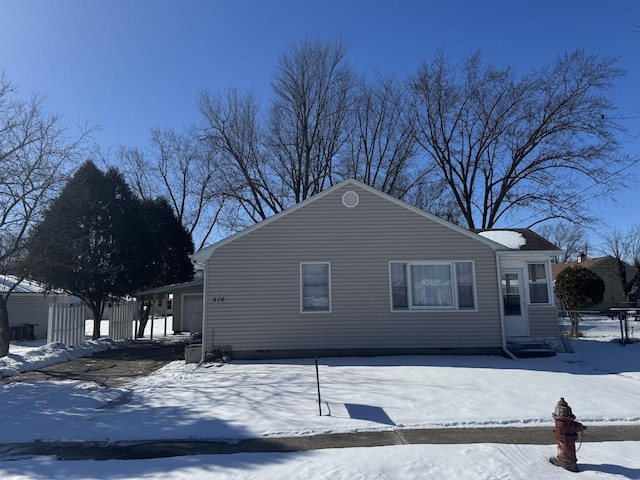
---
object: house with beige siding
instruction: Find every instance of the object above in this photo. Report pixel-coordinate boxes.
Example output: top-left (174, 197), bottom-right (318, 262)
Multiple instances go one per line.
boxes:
top-left (190, 179), bottom-right (562, 361)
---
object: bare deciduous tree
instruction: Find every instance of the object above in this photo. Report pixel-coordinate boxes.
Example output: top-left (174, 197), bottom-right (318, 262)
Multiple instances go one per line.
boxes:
top-left (151, 128), bottom-right (223, 250)
top-left (116, 145), bottom-right (154, 201)
top-left (199, 89), bottom-right (282, 227)
top-left (267, 37), bottom-right (355, 202)
top-left (601, 225), bottom-right (640, 303)
top-left (0, 70), bottom-right (89, 356)
top-left (411, 49), bottom-right (631, 229)
top-left (537, 221), bottom-right (588, 262)
top-left (340, 75), bottom-right (418, 196)
top-left (405, 179), bottom-right (466, 225)
top-left (117, 128), bottom-right (224, 250)
top-left (339, 74), bottom-right (458, 221)
top-left (198, 38), bottom-right (357, 228)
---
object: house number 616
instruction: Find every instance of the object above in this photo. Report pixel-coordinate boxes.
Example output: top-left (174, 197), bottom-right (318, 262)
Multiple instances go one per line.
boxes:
top-left (212, 297), bottom-right (225, 303)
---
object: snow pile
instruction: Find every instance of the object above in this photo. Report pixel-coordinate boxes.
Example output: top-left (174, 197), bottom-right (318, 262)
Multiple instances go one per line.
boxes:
top-left (0, 339), bottom-right (124, 378)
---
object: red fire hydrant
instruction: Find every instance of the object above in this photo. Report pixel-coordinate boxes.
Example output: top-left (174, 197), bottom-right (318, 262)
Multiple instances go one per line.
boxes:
top-left (550, 397), bottom-right (586, 472)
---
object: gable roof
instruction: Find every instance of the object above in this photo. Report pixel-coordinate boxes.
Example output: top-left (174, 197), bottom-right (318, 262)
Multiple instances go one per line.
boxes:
top-left (191, 179), bottom-right (559, 262)
top-left (192, 179), bottom-right (506, 262)
top-left (551, 255), bottom-right (622, 280)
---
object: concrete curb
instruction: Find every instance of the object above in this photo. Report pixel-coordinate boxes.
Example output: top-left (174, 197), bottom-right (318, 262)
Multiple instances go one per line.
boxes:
top-left (1, 425), bottom-right (640, 461)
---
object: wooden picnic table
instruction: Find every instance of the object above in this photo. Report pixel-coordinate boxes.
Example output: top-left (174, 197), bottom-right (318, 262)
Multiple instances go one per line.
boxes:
top-left (608, 308), bottom-right (638, 346)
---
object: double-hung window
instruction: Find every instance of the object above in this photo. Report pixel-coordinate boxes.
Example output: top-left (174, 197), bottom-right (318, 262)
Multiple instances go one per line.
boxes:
top-left (455, 262), bottom-right (476, 309)
top-left (301, 262), bottom-right (331, 312)
top-left (390, 261), bottom-right (476, 311)
top-left (527, 263), bottom-right (550, 304)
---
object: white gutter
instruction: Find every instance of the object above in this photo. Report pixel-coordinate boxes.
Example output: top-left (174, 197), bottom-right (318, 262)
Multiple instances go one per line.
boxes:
top-left (200, 265), bottom-right (208, 364)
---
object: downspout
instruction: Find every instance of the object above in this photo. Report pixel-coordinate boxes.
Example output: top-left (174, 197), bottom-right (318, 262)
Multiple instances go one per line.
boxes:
top-left (189, 256), bottom-right (209, 365)
top-left (199, 262), bottom-right (208, 364)
top-left (496, 252), bottom-right (518, 360)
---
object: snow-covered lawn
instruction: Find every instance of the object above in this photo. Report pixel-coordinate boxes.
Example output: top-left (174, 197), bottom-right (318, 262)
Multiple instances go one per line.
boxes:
top-left (1, 316), bottom-right (639, 479)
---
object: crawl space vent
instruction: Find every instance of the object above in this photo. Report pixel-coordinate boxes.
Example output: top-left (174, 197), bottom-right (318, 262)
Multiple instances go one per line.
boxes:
top-left (342, 190), bottom-right (359, 208)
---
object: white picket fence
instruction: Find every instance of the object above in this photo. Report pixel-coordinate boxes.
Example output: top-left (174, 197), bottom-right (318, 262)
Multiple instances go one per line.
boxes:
top-left (47, 300), bottom-right (139, 347)
top-left (47, 302), bottom-right (86, 347)
top-left (109, 301), bottom-right (139, 340)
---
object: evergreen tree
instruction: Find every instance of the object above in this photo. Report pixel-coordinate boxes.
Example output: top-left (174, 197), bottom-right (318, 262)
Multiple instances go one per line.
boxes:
top-left (26, 161), bottom-right (154, 339)
top-left (140, 197), bottom-right (194, 287)
top-left (136, 197), bottom-right (194, 337)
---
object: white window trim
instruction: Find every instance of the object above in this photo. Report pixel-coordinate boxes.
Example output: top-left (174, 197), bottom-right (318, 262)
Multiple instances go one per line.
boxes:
top-left (389, 260), bottom-right (478, 312)
top-left (300, 262), bottom-right (332, 314)
top-left (526, 262), bottom-right (552, 305)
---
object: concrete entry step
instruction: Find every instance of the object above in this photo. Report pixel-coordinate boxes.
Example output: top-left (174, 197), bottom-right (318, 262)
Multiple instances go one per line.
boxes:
top-left (507, 341), bottom-right (557, 358)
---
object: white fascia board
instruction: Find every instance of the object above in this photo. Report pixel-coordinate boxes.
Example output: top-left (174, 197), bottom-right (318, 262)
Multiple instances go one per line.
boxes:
top-left (496, 250), bottom-right (563, 258)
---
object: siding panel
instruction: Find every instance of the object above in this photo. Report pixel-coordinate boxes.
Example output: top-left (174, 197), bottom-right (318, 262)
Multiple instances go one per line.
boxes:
top-left (204, 185), bottom-right (502, 357)
top-left (528, 305), bottom-right (560, 337)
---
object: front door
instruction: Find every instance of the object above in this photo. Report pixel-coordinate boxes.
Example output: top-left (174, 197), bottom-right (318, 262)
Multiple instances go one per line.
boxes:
top-left (502, 269), bottom-right (528, 337)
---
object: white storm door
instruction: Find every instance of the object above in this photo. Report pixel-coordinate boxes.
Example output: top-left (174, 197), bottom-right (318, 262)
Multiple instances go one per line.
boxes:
top-left (502, 269), bottom-right (528, 337)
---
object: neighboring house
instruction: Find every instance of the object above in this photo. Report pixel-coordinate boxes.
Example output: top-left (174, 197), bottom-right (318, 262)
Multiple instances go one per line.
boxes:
top-left (1, 275), bottom-right (73, 340)
top-left (552, 255), bottom-right (637, 312)
top-left (190, 179), bottom-right (562, 362)
top-left (136, 277), bottom-right (204, 334)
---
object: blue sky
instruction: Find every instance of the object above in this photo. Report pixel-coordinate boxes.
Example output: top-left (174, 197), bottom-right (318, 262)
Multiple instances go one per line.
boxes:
top-left (1, 0), bottom-right (639, 249)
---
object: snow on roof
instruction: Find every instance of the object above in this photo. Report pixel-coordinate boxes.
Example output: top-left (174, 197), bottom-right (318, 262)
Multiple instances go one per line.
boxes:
top-left (0, 275), bottom-right (46, 293)
top-left (477, 230), bottom-right (527, 250)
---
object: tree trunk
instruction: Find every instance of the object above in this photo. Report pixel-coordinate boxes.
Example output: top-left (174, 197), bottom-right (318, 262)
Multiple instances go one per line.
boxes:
top-left (136, 300), bottom-right (152, 338)
top-left (569, 312), bottom-right (582, 338)
top-left (0, 295), bottom-right (10, 357)
top-left (87, 301), bottom-right (104, 340)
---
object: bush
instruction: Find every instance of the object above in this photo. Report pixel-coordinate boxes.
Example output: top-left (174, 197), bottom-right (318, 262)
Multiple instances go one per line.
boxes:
top-left (555, 266), bottom-right (605, 337)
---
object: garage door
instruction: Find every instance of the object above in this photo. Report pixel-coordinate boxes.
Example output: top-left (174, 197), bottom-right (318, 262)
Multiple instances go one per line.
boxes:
top-left (182, 294), bottom-right (203, 333)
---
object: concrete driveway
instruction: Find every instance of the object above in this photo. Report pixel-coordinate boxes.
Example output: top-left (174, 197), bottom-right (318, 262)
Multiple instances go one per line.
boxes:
top-left (1, 340), bottom-right (186, 387)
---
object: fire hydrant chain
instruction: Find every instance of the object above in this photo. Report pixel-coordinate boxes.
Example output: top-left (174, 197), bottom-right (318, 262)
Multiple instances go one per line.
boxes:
top-left (576, 428), bottom-right (585, 452)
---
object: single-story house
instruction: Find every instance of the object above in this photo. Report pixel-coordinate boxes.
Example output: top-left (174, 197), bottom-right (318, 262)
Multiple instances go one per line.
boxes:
top-left (190, 179), bottom-right (563, 361)
top-left (1, 275), bottom-right (73, 340)
top-left (552, 255), bottom-right (637, 312)
top-left (136, 277), bottom-right (204, 333)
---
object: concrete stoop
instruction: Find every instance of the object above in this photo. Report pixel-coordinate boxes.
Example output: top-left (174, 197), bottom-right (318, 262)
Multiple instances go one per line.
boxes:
top-left (507, 341), bottom-right (557, 358)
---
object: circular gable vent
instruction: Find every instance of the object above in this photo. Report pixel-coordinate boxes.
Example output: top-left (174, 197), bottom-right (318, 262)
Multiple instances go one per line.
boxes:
top-left (342, 190), bottom-right (359, 208)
